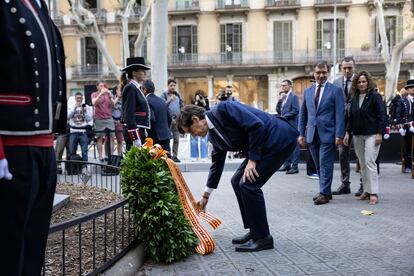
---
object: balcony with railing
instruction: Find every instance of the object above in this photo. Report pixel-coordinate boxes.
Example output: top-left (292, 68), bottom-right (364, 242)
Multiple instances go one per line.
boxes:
top-left (169, 1), bottom-right (200, 16)
top-left (88, 8), bottom-right (107, 23)
top-left (167, 48), bottom-right (414, 68)
top-left (71, 64), bottom-right (104, 80)
top-left (265, 0), bottom-right (301, 11)
top-left (314, 0), bottom-right (352, 8)
top-left (215, 0), bottom-right (250, 14)
top-left (367, 0), bottom-right (406, 10)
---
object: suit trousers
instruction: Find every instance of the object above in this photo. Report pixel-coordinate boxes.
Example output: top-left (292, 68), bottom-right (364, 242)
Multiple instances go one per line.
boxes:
top-left (353, 135), bottom-right (380, 194)
top-left (170, 119), bottom-right (180, 158)
top-left (403, 131), bottom-right (413, 169)
top-left (338, 143), bottom-right (351, 186)
top-left (231, 141), bottom-right (296, 241)
top-left (0, 146), bottom-right (57, 276)
top-left (284, 143), bottom-right (300, 168)
top-left (308, 130), bottom-right (336, 195)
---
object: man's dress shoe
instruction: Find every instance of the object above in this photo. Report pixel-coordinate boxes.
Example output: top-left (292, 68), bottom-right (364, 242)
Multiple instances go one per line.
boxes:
top-left (278, 165), bottom-right (291, 172)
top-left (286, 168), bottom-right (299, 174)
top-left (313, 194), bottom-right (330, 205)
top-left (313, 193), bottom-right (332, 201)
top-left (354, 183), bottom-right (363, 197)
top-left (232, 232), bottom-right (251, 244)
top-left (332, 184), bottom-right (351, 195)
top-left (235, 236), bottom-right (274, 252)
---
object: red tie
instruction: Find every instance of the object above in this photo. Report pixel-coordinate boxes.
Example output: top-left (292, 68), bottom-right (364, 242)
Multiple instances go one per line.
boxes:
top-left (314, 85), bottom-right (322, 109)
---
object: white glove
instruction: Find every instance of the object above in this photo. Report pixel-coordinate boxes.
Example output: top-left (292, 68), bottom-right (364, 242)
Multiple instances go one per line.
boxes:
top-left (133, 139), bottom-right (142, 148)
top-left (410, 122), bottom-right (414, 133)
top-left (399, 128), bottom-right (406, 136)
top-left (0, 158), bottom-right (13, 180)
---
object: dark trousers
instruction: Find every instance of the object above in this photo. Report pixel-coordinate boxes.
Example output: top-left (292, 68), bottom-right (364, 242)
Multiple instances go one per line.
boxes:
top-left (403, 131), bottom-right (413, 169)
top-left (156, 139), bottom-right (171, 158)
top-left (308, 131), bottom-right (336, 195)
top-left (0, 146), bottom-right (57, 276)
top-left (231, 141), bottom-right (296, 241)
top-left (306, 145), bottom-right (317, 175)
top-left (284, 142), bottom-right (300, 169)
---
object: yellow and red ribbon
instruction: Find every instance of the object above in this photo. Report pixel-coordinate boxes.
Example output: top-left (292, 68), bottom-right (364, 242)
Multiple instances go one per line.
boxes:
top-left (142, 138), bottom-right (222, 255)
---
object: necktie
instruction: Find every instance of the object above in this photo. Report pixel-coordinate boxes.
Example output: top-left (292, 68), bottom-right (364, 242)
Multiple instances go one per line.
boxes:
top-left (314, 85), bottom-right (322, 109)
top-left (344, 79), bottom-right (350, 98)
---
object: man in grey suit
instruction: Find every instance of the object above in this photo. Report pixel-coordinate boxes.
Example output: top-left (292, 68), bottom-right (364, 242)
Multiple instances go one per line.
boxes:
top-left (278, 80), bottom-right (300, 174)
top-left (298, 61), bottom-right (345, 205)
top-left (332, 57), bottom-right (359, 195)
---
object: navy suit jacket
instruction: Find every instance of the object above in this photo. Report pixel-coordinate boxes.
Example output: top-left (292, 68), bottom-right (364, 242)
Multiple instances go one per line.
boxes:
top-left (281, 91), bottom-right (299, 127)
top-left (206, 101), bottom-right (299, 189)
top-left (298, 82), bottom-right (345, 144)
top-left (147, 93), bottom-right (172, 142)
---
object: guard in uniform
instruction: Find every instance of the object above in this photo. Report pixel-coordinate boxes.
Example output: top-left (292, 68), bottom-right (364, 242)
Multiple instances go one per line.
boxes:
top-left (0, 0), bottom-right (67, 275)
top-left (121, 57), bottom-right (151, 150)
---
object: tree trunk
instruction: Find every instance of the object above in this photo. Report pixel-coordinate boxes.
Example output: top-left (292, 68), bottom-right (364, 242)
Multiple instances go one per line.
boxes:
top-left (134, 4), bottom-right (152, 57)
top-left (69, 0), bottom-right (121, 78)
top-left (121, 0), bottom-right (136, 65)
top-left (151, 0), bottom-right (168, 95)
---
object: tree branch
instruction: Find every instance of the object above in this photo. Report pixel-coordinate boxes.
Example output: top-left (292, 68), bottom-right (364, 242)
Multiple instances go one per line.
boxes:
top-left (374, 0), bottom-right (391, 68)
top-left (134, 2), bottom-right (152, 56)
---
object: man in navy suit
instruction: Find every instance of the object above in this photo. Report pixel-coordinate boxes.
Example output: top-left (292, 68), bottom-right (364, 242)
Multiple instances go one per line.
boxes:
top-left (298, 61), bottom-right (345, 205)
top-left (142, 80), bottom-right (172, 154)
top-left (278, 80), bottom-right (300, 174)
top-left (177, 102), bottom-right (299, 252)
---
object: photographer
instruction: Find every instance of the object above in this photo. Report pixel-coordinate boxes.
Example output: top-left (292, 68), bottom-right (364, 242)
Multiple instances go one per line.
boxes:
top-left (191, 90), bottom-right (210, 161)
top-left (68, 92), bottom-right (93, 181)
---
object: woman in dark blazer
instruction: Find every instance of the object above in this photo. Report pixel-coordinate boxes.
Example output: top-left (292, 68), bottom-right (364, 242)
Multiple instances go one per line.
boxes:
top-left (344, 71), bottom-right (385, 205)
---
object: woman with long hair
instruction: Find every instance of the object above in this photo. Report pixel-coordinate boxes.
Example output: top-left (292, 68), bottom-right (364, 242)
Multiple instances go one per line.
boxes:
top-left (343, 71), bottom-right (386, 205)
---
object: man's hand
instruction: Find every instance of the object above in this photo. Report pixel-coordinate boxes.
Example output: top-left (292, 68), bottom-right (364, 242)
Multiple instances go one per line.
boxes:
top-left (196, 192), bottom-right (209, 213)
top-left (298, 136), bottom-right (306, 147)
top-left (0, 159), bottom-right (13, 180)
top-left (343, 133), bottom-right (350, 146)
top-left (170, 94), bottom-right (177, 101)
top-left (243, 160), bottom-right (259, 183)
top-left (133, 139), bottom-right (142, 148)
top-left (335, 138), bottom-right (343, 146)
top-left (375, 134), bottom-right (382, 145)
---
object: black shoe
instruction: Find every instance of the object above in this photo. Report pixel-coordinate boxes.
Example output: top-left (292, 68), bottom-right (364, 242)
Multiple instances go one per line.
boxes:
top-left (172, 156), bottom-right (181, 163)
top-left (232, 232), bottom-right (251, 244)
top-left (313, 193), bottom-right (333, 201)
top-left (235, 235), bottom-right (274, 252)
top-left (286, 168), bottom-right (299, 174)
top-left (354, 184), bottom-right (363, 197)
top-left (332, 184), bottom-right (351, 195)
top-left (278, 165), bottom-right (291, 172)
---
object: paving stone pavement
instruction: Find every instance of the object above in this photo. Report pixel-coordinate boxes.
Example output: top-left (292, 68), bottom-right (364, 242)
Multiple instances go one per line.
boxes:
top-left (137, 163), bottom-right (414, 276)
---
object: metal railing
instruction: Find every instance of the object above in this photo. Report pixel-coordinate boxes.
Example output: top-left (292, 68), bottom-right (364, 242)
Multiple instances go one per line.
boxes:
top-left (265, 0), bottom-right (301, 7)
top-left (169, 0), bottom-right (200, 11)
top-left (216, 0), bottom-right (249, 9)
top-left (42, 160), bottom-right (137, 276)
top-left (71, 65), bottom-right (104, 79)
top-left (314, 0), bottom-right (351, 4)
top-left (167, 48), bottom-right (414, 67)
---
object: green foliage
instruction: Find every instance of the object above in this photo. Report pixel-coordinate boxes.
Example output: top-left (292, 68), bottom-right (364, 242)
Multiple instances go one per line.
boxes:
top-left (121, 147), bottom-right (197, 263)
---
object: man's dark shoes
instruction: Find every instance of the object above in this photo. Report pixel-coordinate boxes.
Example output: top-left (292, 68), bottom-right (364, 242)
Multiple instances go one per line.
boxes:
top-left (286, 167), bottom-right (299, 174)
top-left (313, 194), bottom-right (331, 205)
top-left (232, 232), bottom-right (251, 244)
top-left (278, 165), bottom-right (291, 172)
top-left (332, 184), bottom-right (351, 195)
top-left (313, 193), bottom-right (332, 201)
top-left (172, 156), bottom-right (181, 163)
top-left (235, 235), bottom-right (274, 252)
top-left (354, 183), bottom-right (363, 197)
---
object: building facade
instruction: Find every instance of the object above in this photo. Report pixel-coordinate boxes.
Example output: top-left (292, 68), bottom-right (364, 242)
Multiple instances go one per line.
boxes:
top-left (53, 0), bottom-right (414, 111)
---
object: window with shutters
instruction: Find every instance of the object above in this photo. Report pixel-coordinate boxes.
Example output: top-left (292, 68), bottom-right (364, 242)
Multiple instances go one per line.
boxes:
top-left (220, 23), bottom-right (242, 63)
top-left (172, 25), bottom-right (198, 63)
top-left (316, 18), bottom-right (345, 60)
top-left (81, 37), bottom-right (102, 75)
top-left (128, 35), bottom-right (147, 60)
top-left (82, 0), bottom-right (98, 9)
top-left (273, 21), bottom-right (292, 62)
top-left (374, 15), bottom-right (403, 53)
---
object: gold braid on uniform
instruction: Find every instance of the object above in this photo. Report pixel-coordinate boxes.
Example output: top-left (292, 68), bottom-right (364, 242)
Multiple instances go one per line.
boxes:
top-left (142, 138), bottom-right (222, 255)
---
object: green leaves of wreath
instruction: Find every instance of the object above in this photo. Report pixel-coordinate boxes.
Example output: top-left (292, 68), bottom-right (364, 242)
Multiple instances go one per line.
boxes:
top-left (121, 147), bottom-right (197, 263)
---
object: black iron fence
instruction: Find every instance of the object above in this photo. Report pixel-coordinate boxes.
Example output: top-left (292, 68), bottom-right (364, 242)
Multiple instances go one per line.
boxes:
top-left (42, 160), bottom-right (137, 276)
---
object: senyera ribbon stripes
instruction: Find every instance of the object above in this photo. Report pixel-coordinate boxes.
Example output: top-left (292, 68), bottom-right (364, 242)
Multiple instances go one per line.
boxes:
top-left (142, 138), bottom-right (222, 255)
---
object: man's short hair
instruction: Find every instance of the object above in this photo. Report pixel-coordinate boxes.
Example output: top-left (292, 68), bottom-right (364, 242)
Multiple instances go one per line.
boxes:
top-left (176, 105), bottom-right (206, 134)
top-left (226, 85), bottom-right (232, 89)
top-left (142, 80), bottom-right (155, 93)
top-left (314, 60), bottom-right (330, 71)
top-left (341, 56), bottom-right (355, 65)
top-left (282, 79), bottom-right (292, 85)
top-left (75, 92), bottom-right (83, 97)
top-left (168, 78), bottom-right (176, 85)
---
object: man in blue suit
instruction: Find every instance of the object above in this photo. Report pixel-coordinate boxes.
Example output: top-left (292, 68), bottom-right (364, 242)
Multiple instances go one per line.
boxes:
top-left (298, 61), bottom-right (345, 205)
top-left (142, 80), bottom-right (172, 154)
top-left (278, 80), bottom-right (300, 174)
top-left (177, 102), bottom-right (299, 252)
